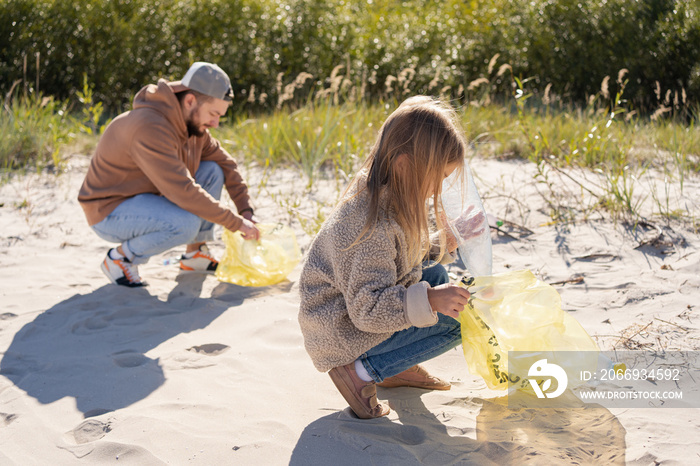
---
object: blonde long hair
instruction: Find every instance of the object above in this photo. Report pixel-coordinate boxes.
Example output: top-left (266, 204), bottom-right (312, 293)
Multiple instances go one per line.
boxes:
top-left (345, 96), bottom-right (466, 265)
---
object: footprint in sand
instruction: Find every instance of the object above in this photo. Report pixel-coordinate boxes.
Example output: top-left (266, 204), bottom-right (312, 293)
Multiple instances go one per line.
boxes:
top-left (0, 313), bottom-right (17, 320)
top-left (68, 419), bottom-right (112, 444)
top-left (187, 343), bottom-right (230, 355)
top-left (71, 315), bottom-right (110, 334)
top-left (1, 412), bottom-right (17, 426)
top-left (111, 350), bottom-right (149, 368)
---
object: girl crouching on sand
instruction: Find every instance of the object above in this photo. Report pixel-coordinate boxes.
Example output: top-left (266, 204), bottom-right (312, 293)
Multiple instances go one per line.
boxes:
top-left (298, 96), bottom-right (473, 419)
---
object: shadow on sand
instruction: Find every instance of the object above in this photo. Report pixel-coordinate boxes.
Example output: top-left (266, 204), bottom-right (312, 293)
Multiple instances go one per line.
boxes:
top-left (290, 388), bottom-right (626, 465)
top-left (0, 274), bottom-right (291, 417)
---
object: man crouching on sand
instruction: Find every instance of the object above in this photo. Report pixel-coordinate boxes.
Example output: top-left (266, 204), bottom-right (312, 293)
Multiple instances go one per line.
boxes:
top-left (78, 62), bottom-right (260, 287)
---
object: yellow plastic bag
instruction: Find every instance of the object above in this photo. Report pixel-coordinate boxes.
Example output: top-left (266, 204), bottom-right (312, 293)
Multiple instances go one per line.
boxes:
top-left (458, 269), bottom-right (600, 390)
top-left (216, 223), bottom-right (301, 287)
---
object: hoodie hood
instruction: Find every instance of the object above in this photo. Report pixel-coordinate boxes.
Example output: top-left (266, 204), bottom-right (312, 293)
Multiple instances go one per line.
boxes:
top-left (132, 79), bottom-right (188, 141)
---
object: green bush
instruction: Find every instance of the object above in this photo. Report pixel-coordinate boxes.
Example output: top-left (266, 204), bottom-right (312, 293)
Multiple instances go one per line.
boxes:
top-left (0, 90), bottom-right (76, 172)
top-left (1, 0), bottom-right (698, 113)
top-left (518, 0), bottom-right (700, 109)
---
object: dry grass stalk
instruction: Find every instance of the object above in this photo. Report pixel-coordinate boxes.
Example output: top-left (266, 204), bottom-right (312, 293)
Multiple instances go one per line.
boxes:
top-left (247, 84), bottom-right (256, 103)
top-left (275, 72), bottom-right (284, 96)
top-left (359, 68), bottom-right (367, 100)
top-left (294, 72), bottom-right (313, 88)
top-left (277, 82), bottom-right (296, 108)
top-left (398, 66), bottom-right (416, 94)
top-left (329, 65), bottom-right (344, 104)
top-left (617, 68), bottom-right (628, 85)
top-left (616, 321), bottom-right (653, 349)
top-left (4, 79), bottom-right (22, 112)
top-left (276, 72), bottom-right (313, 108)
top-left (614, 318), bottom-right (694, 351)
top-left (428, 68), bottom-right (440, 91)
top-left (368, 70), bottom-right (377, 85)
top-left (651, 105), bottom-right (671, 121)
top-left (543, 83), bottom-right (552, 105)
top-left (329, 64), bottom-right (344, 89)
top-left (601, 76), bottom-right (610, 100)
top-left (398, 66), bottom-right (415, 86)
top-left (384, 75), bottom-right (397, 94)
top-left (496, 63), bottom-right (512, 77)
top-left (467, 77), bottom-right (489, 91)
top-left (487, 53), bottom-right (500, 75)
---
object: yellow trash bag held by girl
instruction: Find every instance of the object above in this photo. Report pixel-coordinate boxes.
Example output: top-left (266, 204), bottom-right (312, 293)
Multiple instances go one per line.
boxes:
top-left (216, 223), bottom-right (301, 287)
top-left (457, 269), bottom-right (601, 390)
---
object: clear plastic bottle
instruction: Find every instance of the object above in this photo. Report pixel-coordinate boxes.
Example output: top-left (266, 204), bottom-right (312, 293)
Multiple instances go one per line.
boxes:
top-left (595, 353), bottom-right (627, 382)
top-left (441, 161), bottom-right (492, 277)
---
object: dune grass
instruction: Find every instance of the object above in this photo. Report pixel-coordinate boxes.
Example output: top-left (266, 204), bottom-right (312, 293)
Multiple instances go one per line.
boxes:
top-left (219, 101), bottom-right (387, 187)
top-left (0, 89), bottom-right (75, 174)
top-left (0, 76), bottom-right (106, 178)
top-left (3, 68), bottom-right (698, 230)
top-left (219, 72), bottom-right (699, 228)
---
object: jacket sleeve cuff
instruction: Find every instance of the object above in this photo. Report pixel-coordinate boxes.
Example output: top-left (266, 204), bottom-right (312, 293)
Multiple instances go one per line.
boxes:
top-left (404, 281), bottom-right (438, 327)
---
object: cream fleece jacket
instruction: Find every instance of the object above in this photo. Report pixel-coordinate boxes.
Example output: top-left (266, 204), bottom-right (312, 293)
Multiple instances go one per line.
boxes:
top-left (298, 179), bottom-right (441, 372)
top-left (78, 79), bottom-right (252, 232)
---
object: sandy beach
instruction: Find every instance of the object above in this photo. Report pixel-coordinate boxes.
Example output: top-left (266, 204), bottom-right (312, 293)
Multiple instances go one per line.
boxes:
top-left (1, 152), bottom-right (699, 465)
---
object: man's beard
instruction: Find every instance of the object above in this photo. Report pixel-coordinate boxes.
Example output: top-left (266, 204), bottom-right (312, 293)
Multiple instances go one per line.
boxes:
top-left (186, 119), bottom-right (205, 138)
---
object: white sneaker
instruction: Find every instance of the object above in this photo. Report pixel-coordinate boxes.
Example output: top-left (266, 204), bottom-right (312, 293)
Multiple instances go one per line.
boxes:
top-left (101, 249), bottom-right (145, 287)
top-left (179, 245), bottom-right (218, 273)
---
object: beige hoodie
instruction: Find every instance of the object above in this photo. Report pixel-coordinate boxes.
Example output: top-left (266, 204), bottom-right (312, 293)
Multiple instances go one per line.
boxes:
top-left (78, 79), bottom-right (252, 232)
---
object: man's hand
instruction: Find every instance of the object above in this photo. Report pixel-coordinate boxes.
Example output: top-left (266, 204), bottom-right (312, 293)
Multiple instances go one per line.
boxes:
top-left (241, 210), bottom-right (258, 224)
top-left (426, 283), bottom-right (471, 319)
top-left (239, 218), bottom-right (261, 241)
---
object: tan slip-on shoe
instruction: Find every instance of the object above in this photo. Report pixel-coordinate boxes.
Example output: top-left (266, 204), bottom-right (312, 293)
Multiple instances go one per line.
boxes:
top-left (376, 364), bottom-right (451, 390)
top-left (328, 363), bottom-right (391, 419)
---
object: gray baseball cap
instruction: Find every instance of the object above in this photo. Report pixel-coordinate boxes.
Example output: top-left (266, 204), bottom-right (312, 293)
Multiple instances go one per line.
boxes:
top-left (171, 62), bottom-right (234, 101)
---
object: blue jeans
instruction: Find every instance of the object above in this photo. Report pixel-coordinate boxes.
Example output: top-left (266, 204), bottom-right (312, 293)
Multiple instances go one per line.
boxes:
top-left (91, 161), bottom-right (224, 265)
top-left (359, 261), bottom-right (462, 382)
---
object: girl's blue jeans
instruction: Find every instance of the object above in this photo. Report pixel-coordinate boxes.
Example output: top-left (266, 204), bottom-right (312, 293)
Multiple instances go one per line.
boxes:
top-left (359, 261), bottom-right (462, 382)
top-left (91, 161), bottom-right (223, 265)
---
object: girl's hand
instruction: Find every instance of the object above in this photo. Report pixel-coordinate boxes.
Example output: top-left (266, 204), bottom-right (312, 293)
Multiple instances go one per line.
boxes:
top-left (427, 283), bottom-right (471, 319)
top-left (438, 206), bottom-right (487, 252)
top-left (452, 206), bottom-right (487, 242)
